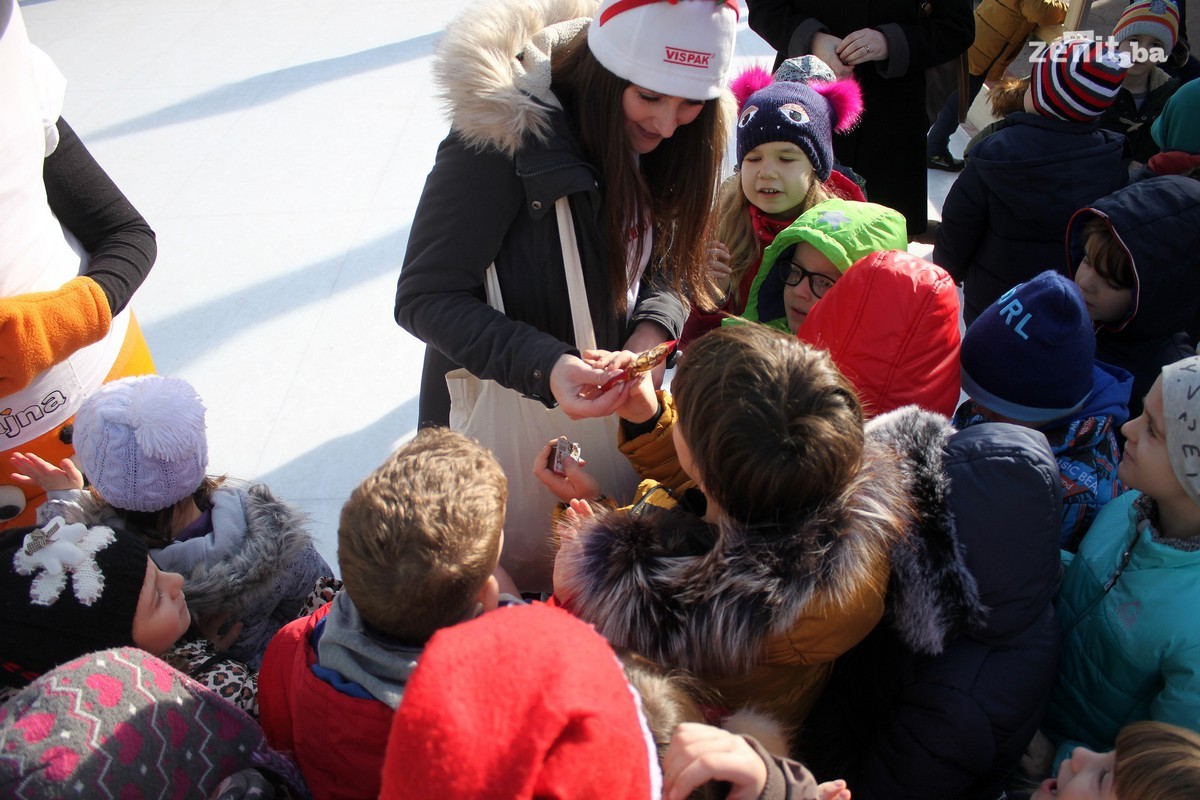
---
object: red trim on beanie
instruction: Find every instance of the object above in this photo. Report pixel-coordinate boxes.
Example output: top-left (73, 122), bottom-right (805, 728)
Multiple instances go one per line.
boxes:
top-left (600, 0), bottom-right (739, 26)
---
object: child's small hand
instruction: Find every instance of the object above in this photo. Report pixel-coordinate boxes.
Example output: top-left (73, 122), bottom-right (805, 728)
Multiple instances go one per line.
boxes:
top-left (708, 240), bottom-right (733, 302)
top-left (9, 451), bottom-right (84, 492)
top-left (818, 779), bottom-right (851, 800)
top-left (663, 722), bottom-right (768, 800)
top-left (532, 438), bottom-right (601, 502)
top-left (614, 371), bottom-right (659, 426)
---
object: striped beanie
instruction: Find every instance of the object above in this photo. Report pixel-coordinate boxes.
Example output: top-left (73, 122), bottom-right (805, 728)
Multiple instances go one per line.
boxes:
top-left (1031, 38), bottom-right (1129, 122)
top-left (1112, 0), bottom-right (1180, 53)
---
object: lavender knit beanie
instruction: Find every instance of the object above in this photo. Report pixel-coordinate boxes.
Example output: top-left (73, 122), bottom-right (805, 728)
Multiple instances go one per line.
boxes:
top-left (73, 376), bottom-right (209, 512)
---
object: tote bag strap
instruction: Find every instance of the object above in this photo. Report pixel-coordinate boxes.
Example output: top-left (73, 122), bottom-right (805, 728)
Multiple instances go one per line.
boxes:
top-left (554, 196), bottom-right (598, 352)
top-left (480, 197), bottom-right (596, 347)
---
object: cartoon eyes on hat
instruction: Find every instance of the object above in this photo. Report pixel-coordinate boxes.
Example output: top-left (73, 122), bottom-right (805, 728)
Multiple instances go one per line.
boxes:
top-left (778, 103), bottom-right (811, 125)
top-left (738, 105), bottom-right (759, 127)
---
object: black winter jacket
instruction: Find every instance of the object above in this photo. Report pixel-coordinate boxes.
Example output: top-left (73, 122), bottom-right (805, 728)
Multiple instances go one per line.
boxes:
top-left (395, 0), bottom-right (686, 424)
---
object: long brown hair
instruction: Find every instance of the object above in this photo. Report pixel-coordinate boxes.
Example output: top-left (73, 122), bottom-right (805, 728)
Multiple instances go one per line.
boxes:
top-left (551, 34), bottom-right (728, 315)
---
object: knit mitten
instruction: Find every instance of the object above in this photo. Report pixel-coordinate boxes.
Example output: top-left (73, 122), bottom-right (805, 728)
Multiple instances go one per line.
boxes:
top-left (0, 276), bottom-right (111, 394)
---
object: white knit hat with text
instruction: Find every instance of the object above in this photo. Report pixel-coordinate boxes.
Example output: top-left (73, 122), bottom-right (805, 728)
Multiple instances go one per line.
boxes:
top-left (588, 0), bottom-right (738, 100)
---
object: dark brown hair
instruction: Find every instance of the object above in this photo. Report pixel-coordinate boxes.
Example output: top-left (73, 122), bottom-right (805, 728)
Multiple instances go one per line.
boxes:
top-left (104, 476), bottom-right (224, 549)
top-left (671, 325), bottom-right (864, 525)
top-left (1081, 216), bottom-right (1134, 287)
top-left (337, 428), bottom-right (506, 644)
top-left (551, 35), bottom-right (728, 315)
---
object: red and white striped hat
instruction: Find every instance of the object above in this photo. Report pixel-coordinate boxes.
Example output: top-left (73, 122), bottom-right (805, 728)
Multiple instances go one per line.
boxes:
top-left (1031, 38), bottom-right (1129, 122)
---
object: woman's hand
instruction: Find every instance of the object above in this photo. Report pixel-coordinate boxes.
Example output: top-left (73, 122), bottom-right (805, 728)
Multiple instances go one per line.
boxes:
top-left (9, 452), bottom-right (85, 492)
top-left (550, 353), bottom-right (630, 419)
top-left (812, 32), bottom-right (854, 78)
top-left (837, 28), bottom-right (888, 66)
top-left (532, 438), bottom-right (602, 502)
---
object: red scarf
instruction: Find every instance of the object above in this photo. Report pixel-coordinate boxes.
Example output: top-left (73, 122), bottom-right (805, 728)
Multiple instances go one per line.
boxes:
top-left (749, 205), bottom-right (793, 244)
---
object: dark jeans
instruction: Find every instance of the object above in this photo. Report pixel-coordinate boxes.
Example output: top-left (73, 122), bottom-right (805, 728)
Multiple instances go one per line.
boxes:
top-left (927, 72), bottom-right (987, 154)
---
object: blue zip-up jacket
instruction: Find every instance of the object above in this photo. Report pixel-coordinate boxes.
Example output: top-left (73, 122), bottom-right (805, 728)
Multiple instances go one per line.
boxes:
top-left (954, 360), bottom-right (1132, 550)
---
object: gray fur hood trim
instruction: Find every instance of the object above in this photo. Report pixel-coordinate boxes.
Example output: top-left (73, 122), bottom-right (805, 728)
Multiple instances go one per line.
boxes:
top-left (556, 440), bottom-right (911, 677)
top-left (171, 483), bottom-right (320, 618)
top-left (433, 0), bottom-right (597, 157)
top-left (866, 406), bottom-right (988, 656)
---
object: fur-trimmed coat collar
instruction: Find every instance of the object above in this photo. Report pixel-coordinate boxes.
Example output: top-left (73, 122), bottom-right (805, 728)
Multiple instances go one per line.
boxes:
top-left (433, 0), bottom-right (597, 157)
top-left (558, 407), bottom-right (989, 677)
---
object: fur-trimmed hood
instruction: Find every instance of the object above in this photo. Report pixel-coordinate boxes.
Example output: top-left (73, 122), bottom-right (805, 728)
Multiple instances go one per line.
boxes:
top-left (557, 409), bottom-right (930, 677)
top-left (433, 0), bottom-right (597, 157)
top-left (558, 406), bottom-right (1005, 676)
top-left (39, 482), bottom-right (331, 668)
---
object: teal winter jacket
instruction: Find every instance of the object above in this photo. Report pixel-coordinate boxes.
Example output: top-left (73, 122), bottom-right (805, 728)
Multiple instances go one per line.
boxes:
top-left (1044, 490), bottom-right (1200, 764)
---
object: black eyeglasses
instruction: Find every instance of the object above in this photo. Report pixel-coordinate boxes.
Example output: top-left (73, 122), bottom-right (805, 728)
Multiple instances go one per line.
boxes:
top-left (784, 262), bottom-right (837, 297)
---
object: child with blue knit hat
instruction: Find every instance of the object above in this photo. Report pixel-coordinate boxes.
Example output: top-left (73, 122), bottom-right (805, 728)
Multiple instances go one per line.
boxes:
top-left (953, 270), bottom-right (1134, 550)
top-left (9, 374), bottom-right (333, 669)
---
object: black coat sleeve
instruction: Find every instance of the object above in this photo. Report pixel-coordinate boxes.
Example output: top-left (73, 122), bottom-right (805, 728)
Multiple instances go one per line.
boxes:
top-left (43, 118), bottom-right (157, 316)
top-left (395, 133), bottom-right (573, 404)
top-left (746, 0), bottom-right (828, 59)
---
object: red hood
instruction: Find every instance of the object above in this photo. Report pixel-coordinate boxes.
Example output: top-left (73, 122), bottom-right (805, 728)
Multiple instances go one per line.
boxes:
top-left (798, 250), bottom-right (962, 418)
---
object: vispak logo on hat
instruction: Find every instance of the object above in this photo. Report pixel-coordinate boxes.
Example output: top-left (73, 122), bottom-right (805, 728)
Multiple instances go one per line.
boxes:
top-left (589, 0), bottom-right (738, 100)
top-left (663, 46), bottom-right (712, 69)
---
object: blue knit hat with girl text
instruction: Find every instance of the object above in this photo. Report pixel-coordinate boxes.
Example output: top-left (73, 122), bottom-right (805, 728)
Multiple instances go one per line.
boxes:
top-left (961, 271), bottom-right (1096, 422)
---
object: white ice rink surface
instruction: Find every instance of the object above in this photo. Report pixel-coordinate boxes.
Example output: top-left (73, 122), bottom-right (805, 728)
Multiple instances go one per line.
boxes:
top-left (22, 0), bottom-right (962, 570)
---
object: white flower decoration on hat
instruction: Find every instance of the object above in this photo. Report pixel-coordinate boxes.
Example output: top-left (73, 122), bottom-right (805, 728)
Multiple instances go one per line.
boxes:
top-left (12, 517), bottom-right (117, 607)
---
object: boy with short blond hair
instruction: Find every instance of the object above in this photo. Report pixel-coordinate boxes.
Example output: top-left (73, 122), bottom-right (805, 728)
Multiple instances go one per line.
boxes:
top-left (338, 427), bottom-right (507, 644)
top-left (258, 428), bottom-right (513, 800)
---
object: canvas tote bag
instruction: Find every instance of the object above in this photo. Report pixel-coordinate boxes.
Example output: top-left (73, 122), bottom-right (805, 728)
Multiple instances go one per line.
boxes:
top-left (446, 198), bottom-right (640, 593)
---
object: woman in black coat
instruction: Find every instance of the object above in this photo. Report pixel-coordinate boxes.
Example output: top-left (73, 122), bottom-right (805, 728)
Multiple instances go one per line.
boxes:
top-left (746, 0), bottom-right (974, 237)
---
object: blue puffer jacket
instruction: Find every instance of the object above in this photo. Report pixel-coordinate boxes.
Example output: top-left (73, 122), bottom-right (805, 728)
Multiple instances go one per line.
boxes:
top-left (1044, 491), bottom-right (1200, 765)
top-left (934, 113), bottom-right (1127, 324)
top-left (1066, 175), bottom-right (1200, 419)
top-left (803, 418), bottom-right (1063, 800)
top-left (953, 360), bottom-right (1132, 551)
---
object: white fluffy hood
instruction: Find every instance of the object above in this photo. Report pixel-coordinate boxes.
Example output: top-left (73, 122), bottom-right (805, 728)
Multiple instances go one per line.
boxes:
top-left (433, 0), bottom-right (598, 157)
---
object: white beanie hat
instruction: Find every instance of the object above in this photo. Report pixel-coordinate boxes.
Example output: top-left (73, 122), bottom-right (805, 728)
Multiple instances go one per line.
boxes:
top-left (587, 0), bottom-right (739, 100)
top-left (1163, 354), bottom-right (1200, 507)
top-left (72, 376), bottom-right (209, 512)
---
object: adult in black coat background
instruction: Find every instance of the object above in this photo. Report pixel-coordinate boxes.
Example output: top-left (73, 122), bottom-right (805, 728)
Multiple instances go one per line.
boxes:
top-left (746, 0), bottom-right (974, 237)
